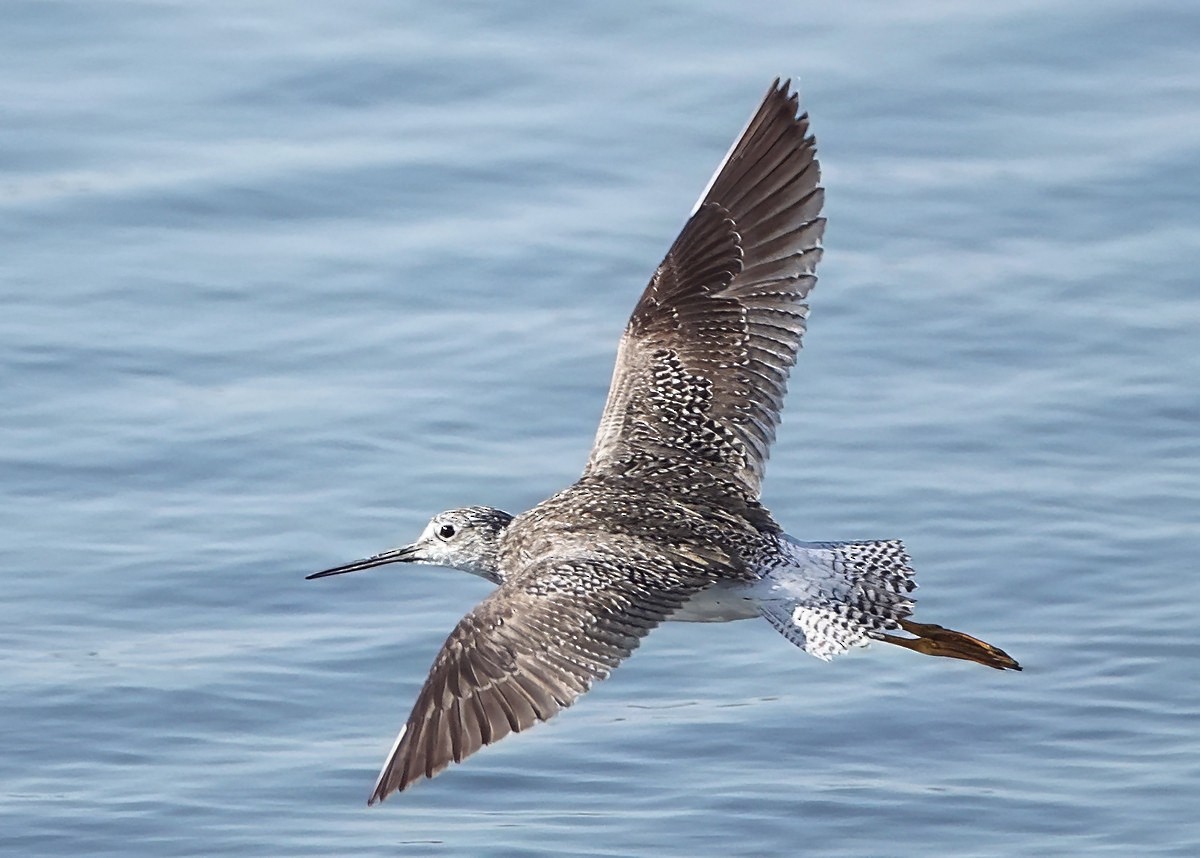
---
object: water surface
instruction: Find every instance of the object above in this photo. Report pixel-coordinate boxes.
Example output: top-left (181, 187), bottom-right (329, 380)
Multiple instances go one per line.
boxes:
top-left (3, 2), bottom-right (1198, 855)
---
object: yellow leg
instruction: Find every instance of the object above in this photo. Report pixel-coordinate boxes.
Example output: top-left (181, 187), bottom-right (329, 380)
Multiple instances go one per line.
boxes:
top-left (880, 619), bottom-right (1022, 671)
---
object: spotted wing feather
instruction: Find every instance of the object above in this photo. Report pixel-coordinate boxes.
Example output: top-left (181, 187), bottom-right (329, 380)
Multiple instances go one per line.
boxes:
top-left (368, 556), bottom-right (709, 803)
top-left (586, 79), bottom-right (824, 499)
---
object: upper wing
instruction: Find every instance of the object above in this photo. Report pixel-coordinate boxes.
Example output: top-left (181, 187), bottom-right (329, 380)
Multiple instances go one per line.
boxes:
top-left (367, 555), bottom-right (710, 804)
top-left (585, 79), bottom-right (825, 499)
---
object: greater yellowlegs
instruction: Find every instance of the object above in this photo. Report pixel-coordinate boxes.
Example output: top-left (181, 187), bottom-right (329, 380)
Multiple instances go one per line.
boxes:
top-left (308, 79), bottom-right (1020, 805)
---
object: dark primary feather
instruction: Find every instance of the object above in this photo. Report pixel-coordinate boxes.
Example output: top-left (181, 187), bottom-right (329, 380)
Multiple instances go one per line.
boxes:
top-left (586, 78), bottom-right (825, 499)
top-left (368, 553), bottom-right (713, 803)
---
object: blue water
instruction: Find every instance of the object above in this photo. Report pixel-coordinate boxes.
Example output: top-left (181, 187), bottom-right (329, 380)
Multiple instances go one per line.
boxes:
top-left (4, 2), bottom-right (1198, 855)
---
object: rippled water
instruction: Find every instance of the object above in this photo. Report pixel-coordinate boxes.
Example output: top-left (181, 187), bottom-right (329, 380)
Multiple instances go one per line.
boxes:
top-left (4, 2), bottom-right (1199, 855)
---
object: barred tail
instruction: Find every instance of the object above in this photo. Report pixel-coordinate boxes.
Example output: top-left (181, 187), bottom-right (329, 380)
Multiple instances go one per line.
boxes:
top-left (760, 536), bottom-right (1021, 671)
top-left (758, 538), bottom-right (918, 661)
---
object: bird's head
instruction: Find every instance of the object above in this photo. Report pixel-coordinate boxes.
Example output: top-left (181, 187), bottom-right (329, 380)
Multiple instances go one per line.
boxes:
top-left (306, 506), bottom-right (514, 585)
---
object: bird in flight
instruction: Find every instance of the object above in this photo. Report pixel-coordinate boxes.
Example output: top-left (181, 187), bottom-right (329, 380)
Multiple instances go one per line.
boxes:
top-left (308, 78), bottom-right (1021, 806)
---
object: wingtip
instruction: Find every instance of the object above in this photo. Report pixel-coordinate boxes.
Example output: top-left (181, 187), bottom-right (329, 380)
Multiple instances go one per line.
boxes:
top-left (364, 722), bottom-right (408, 806)
top-left (689, 76), bottom-right (811, 217)
top-left (366, 778), bottom-right (393, 806)
top-left (367, 777), bottom-right (393, 806)
top-left (769, 76), bottom-right (800, 110)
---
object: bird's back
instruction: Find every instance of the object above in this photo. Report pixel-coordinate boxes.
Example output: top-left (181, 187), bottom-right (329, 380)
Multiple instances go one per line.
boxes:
top-left (500, 473), bottom-right (780, 588)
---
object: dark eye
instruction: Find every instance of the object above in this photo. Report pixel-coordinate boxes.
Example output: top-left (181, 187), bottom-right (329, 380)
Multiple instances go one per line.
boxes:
top-left (438, 524), bottom-right (456, 539)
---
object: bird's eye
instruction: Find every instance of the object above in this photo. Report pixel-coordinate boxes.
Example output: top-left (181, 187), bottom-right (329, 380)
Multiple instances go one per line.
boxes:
top-left (438, 524), bottom-right (456, 539)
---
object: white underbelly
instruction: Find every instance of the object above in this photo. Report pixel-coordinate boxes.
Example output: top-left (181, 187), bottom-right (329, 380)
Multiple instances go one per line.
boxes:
top-left (671, 581), bottom-right (760, 622)
top-left (659, 536), bottom-right (918, 660)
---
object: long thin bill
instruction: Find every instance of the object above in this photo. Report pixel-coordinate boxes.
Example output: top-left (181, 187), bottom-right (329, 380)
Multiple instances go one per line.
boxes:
top-left (305, 545), bottom-right (417, 580)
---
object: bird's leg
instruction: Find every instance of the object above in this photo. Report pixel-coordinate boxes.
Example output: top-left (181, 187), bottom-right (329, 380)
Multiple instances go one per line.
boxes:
top-left (879, 619), bottom-right (1021, 671)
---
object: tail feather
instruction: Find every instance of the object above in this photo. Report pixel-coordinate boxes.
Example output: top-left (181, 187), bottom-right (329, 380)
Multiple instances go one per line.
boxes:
top-left (880, 619), bottom-right (1022, 671)
top-left (759, 538), bottom-right (917, 660)
top-left (761, 538), bottom-right (1021, 671)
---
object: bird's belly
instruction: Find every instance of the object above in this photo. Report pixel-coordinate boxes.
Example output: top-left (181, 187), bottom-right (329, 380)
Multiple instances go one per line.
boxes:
top-left (671, 582), bottom-right (760, 623)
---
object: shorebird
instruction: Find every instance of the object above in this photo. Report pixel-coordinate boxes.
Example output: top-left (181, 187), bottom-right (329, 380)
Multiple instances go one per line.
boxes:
top-left (308, 79), bottom-right (1020, 805)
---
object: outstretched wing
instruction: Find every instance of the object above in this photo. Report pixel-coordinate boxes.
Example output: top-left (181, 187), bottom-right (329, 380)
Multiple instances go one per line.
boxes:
top-left (586, 79), bottom-right (824, 499)
top-left (368, 556), bottom-right (710, 803)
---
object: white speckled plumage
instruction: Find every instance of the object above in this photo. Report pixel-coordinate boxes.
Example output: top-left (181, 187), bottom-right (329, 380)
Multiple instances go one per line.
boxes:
top-left (307, 79), bottom-right (1020, 805)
